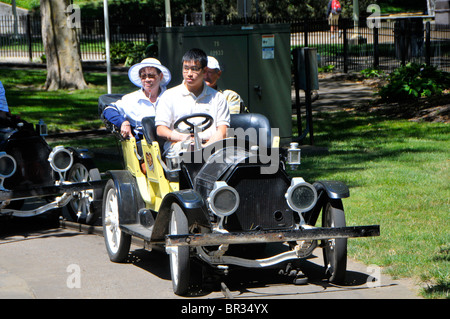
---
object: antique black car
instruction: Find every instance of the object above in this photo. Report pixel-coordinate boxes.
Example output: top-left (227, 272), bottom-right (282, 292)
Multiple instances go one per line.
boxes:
top-left (0, 116), bottom-right (104, 225)
top-left (99, 94), bottom-right (379, 296)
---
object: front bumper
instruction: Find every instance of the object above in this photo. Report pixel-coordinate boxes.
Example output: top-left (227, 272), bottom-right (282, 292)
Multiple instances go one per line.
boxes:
top-left (166, 225), bottom-right (380, 268)
top-left (166, 225), bottom-right (380, 247)
top-left (0, 180), bottom-right (107, 202)
top-left (0, 180), bottom-right (106, 217)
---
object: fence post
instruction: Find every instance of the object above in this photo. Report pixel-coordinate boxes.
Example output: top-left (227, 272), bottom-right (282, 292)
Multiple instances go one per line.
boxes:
top-left (304, 18), bottom-right (308, 47)
top-left (343, 19), bottom-right (348, 73)
top-left (374, 25), bottom-right (379, 68)
top-left (425, 21), bottom-right (431, 66)
top-left (26, 15), bottom-right (33, 62)
top-left (400, 20), bottom-right (406, 66)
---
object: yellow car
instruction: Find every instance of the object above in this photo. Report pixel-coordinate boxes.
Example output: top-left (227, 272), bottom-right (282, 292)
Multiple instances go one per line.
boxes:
top-left (99, 94), bottom-right (379, 296)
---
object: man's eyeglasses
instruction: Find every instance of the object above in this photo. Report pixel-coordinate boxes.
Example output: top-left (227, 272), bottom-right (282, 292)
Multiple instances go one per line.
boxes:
top-left (140, 73), bottom-right (158, 80)
top-left (183, 66), bottom-right (203, 73)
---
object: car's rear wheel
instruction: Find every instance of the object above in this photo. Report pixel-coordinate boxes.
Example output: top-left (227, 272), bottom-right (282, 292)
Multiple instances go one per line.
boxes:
top-left (168, 202), bottom-right (190, 296)
top-left (322, 198), bottom-right (347, 284)
top-left (67, 161), bottom-right (102, 225)
top-left (102, 179), bottom-right (131, 262)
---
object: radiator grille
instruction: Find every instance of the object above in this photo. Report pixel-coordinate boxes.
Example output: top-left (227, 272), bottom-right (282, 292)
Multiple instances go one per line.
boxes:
top-left (225, 167), bottom-right (295, 231)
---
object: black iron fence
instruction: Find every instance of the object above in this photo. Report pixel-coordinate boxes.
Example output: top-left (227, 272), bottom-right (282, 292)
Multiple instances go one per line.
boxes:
top-left (291, 18), bottom-right (450, 73)
top-left (0, 14), bottom-right (449, 73)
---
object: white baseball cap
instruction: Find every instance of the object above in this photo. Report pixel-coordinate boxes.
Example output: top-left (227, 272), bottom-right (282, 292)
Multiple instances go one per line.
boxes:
top-left (207, 56), bottom-right (221, 71)
top-left (128, 58), bottom-right (171, 87)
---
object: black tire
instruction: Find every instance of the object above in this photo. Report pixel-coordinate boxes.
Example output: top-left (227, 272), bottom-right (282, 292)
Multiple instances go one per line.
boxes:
top-left (102, 179), bottom-right (131, 263)
top-left (168, 202), bottom-right (190, 296)
top-left (322, 198), bottom-right (347, 284)
top-left (66, 161), bottom-right (102, 225)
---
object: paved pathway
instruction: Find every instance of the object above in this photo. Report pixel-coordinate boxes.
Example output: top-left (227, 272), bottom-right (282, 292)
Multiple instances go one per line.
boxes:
top-left (293, 73), bottom-right (376, 114)
top-left (0, 223), bottom-right (421, 299)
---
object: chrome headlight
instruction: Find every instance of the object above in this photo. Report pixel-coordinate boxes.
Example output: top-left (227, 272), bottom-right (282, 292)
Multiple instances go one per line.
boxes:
top-left (285, 178), bottom-right (317, 212)
top-left (0, 152), bottom-right (16, 179)
top-left (48, 146), bottom-right (73, 173)
top-left (208, 181), bottom-right (240, 217)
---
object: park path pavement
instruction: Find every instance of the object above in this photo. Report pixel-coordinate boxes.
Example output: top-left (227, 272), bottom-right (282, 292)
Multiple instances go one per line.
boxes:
top-left (294, 73), bottom-right (377, 114)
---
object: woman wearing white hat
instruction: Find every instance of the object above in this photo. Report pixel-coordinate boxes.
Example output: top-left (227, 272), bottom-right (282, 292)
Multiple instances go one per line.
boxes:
top-left (103, 58), bottom-right (171, 139)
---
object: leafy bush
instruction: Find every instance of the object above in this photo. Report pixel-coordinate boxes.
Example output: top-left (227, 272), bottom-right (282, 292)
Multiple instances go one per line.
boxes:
top-left (360, 67), bottom-right (385, 78)
top-left (110, 42), bottom-right (134, 65)
top-left (318, 64), bottom-right (335, 73)
top-left (109, 42), bottom-right (158, 66)
top-left (378, 63), bottom-right (450, 101)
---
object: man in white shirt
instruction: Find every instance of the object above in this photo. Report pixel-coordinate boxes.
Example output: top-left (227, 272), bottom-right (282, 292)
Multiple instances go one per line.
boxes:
top-left (103, 58), bottom-right (171, 139)
top-left (156, 48), bottom-right (230, 151)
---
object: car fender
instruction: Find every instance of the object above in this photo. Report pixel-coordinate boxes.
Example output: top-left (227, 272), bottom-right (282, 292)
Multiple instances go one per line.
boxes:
top-left (106, 170), bottom-right (145, 225)
top-left (67, 146), bottom-right (93, 162)
top-left (151, 190), bottom-right (211, 242)
top-left (313, 180), bottom-right (349, 199)
top-left (301, 181), bottom-right (349, 226)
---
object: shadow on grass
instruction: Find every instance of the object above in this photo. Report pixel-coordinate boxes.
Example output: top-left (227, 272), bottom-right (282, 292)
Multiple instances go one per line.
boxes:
top-left (422, 281), bottom-right (450, 299)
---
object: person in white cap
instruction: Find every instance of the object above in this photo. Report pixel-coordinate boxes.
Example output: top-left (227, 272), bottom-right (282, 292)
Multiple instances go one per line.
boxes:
top-left (103, 58), bottom-right (171, 140)
top-left (204, 56), bottom-right (247, 114)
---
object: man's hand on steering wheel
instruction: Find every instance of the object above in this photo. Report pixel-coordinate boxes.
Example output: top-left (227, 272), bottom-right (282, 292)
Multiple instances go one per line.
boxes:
top-left (169, 130), bottom-right (192, 143)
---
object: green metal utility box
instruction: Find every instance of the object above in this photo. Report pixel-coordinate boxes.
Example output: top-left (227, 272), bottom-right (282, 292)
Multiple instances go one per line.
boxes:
top-left (158, 24), bottom-right (292, 139)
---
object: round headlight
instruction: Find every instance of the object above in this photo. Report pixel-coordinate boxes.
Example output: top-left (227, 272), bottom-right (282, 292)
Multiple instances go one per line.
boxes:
top-left (208, 182), bottom-right (240, 217)
top-left (286, 178), bottom-right (317, 212)
top-left (48, 146), bottom-right (73, 173)
top-left (0, 152), bottom-right (16, 179)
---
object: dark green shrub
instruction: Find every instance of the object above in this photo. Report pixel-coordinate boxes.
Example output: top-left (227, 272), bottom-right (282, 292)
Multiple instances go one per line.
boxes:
top-left (378, 63), bottom-right (450, 101)
top-left (360, 67), bottom-right (385, 78)
top-left (110, 42), bottom-right (158, 66)
top-left (110, 42), bottom-right (135, 65)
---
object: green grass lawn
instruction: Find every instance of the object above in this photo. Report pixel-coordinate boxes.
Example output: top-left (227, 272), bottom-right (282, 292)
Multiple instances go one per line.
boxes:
top-left (1, 67), bottom-right (135, 132)
top-left (0, 67), bottom-right (448, 298)
top-left (294, 112), bottom-right (449, 298)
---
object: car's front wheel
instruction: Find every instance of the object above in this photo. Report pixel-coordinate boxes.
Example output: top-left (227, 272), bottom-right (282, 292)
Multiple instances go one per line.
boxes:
top-left (167, 202), bottom-right (190, 296)
top-left (102, 179), bottom-right (131, 263)
top-left (322, 198), bottom-right (347, 284)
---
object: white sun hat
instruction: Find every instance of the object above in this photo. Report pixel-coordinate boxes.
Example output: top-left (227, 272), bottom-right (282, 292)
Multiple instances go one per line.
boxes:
top-left (128, 58), bottom-right (171, 88)
top-left (207, 56), bottom-right (221, 71)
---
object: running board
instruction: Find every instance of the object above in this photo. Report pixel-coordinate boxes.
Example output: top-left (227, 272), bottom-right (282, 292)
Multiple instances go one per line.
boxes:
top-left (120, 224), bottom-right (154, 242)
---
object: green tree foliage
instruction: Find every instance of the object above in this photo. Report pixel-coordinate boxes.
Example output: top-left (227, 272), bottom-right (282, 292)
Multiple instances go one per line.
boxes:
top-left (25, 0), bottom-right (385, 24)
top-left (15, 0), bottom-right (429, 21)
top-left (74, 0), bottom-right (165, 24)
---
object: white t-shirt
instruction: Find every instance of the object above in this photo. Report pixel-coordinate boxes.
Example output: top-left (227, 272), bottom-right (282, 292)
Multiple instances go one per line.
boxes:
top-left (155, 82), bottom-right (230, 141)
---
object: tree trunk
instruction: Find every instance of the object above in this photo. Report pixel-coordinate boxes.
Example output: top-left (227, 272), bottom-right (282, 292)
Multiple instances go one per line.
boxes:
top-left (40, 0), bottom-right (87, 90)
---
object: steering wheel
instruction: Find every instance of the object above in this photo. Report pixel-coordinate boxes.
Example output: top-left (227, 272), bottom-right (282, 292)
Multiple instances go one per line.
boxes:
top-left (173, 113), bottom-right (214, 151)
top-left (174, 113), bottom-right (213, 134)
